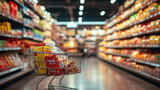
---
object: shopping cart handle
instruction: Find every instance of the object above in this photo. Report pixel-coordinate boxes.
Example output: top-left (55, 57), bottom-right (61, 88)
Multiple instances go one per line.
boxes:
top-left (24, 43), bottom-right (46, 48)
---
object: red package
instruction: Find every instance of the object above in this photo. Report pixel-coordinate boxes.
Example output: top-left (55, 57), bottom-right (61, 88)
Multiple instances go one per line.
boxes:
top-left (0, 57), bottom-right (8, 71)
top-left (47, 55), bottom-right (63, 75)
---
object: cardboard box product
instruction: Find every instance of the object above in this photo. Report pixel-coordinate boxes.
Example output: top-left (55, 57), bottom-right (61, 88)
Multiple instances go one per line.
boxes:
top-left (34, 46), bottom-right (51, 74)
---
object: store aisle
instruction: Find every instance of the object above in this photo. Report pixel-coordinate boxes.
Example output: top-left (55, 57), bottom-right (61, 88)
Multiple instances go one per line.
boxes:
top-left (3, 57), bottom-right (160, 90)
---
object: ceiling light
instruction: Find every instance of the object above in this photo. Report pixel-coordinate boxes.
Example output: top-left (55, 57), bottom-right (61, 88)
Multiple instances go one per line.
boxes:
top-left (100, 11), bottom-right (105, 16)
top-left (80, 0), bottom-right (85, 4)
top-left (110, 0), bottom-right (116, 4)
top-left (40, 6), bottom-right (45, 11)
top-left (79, 5), bottom-right (84, 10)
top-left (79, 11), bottom-right (83, 16)
top-left (78, 17), bottom-right (82, 21)
top-left (33, 0), bottom-right (38, 4)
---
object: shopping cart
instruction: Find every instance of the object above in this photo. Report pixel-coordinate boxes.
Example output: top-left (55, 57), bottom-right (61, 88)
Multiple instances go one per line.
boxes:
top-left (24, 43), bottom-right (82, 90)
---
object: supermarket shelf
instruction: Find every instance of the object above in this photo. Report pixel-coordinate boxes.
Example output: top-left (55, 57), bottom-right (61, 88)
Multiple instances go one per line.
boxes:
top-left (34, 24), bottom-right (46, 31)
top-left (85, 46), bottom-right (96, 49)
top-left (108, 0), bottom-right (158, 28)
top-left (0, 33), bottom-right (22, 39)
top-left (129, 58), bottom-right (160, 68)
top-left (12, 0), bottom-right (24, 7)
top-left (105, 28), bottom-right (160, 41)
top-left (23, 12), bottom-right (33, 19)
top-left (99, 51), bottom-right (160, 67)
top-left (84, 42), bottom-right (95, 44)
top-left (104, 45), bottom-right (160, 48)
top-left (0, 11), bottom-right (34, 29)
top-left (98, 56), bottom-right (160, 84)
top-left (0, 66), bottom-right (23, 76)
top-left (24, 0), bottom-right (44, 19)
top-left (103, 31), bottom-right (114, 36)
top-left (84, 39), bottom-right (96, 42)
top-left (23, 35), bottom-right (33, 39)
top-left (0, 47), bottom-right (22, 51)
top-left (0, 69), bottom-right (31, 85)
top-left (33, 38), bottom-right (44, 42)
top-left (0, 12), bottom-right (23, 25)
top-left (107, 0), bottom-right (135, 24)
top-left (23, 24), bottom-right (34, 29)
top-left (100, 51), bottom-right (130, 58)
top-left (117, 11), bottom-right (160, 32)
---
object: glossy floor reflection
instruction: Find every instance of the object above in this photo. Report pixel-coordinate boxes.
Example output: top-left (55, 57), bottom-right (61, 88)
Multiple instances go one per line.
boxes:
top-left (3, 57), bottom-right (160, 90)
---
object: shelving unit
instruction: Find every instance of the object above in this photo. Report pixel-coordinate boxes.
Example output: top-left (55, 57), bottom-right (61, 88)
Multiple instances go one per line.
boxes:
top-left (34, 24), bottom-right (46, 31)
top-left (128, 58), bottom-right (160, 68)
top-left (104, 28), bottom-right (160, 41)
top-left (24, 0), bottom-right (44, 19)
top-left (99, 51), bottom-right (130, 58)
top-left (108, 0), bottom-right (158, 29)
top-left (98, 57), bottom-right (160, 84)
top-left (104, 45), bottom-right (160, 48)
top-left (0, 47), bottom-right (22, 51)
top-left (0, 33), bottom-right (22, 39)
top-left (98, 0), bottom-right (160, 84)
top-left (0, 0), bottom-right (58, 85)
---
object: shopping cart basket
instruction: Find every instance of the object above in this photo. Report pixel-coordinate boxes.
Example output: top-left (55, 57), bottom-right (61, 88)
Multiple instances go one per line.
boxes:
top-left (24, 43), bottom-right (82, 90)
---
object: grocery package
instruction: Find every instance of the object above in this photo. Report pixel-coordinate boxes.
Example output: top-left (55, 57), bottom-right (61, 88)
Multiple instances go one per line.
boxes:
top-left (0, 22), bottom-right (11, 33)
top-left (32, 29), bottom-right (44, 40)
top-left (0, 56), bottom-right (8, 71)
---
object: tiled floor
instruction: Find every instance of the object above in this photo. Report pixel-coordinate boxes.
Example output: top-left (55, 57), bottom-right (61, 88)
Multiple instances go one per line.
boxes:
top-left (3, 57), bottom-right (160, 90)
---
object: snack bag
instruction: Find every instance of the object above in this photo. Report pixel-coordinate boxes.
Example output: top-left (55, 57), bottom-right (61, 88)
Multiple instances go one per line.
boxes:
top-left (0, 56), bottom-right (8, 71)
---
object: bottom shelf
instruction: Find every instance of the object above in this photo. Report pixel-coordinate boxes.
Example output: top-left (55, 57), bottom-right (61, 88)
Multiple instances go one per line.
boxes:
top-left (0, 69), bottom-right (31, 85)
top-left (98, 56), bottom-right (160, 85)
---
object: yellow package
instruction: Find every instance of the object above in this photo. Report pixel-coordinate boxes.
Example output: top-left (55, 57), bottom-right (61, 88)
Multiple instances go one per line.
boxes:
top-left (34, 46), bottom-right (51, 75)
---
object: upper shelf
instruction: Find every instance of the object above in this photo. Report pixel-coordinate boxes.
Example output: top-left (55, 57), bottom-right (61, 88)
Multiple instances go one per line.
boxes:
top-left (11, 0), bottom-right (24, 7)
top-left (24, 1), bottom-right (44, 19)
top-left (34, 24), bottom-right (46, 31)
top-left (108, 0), bottom-right (158, 29)
top-left (0, 47), bottom-right (22, 51)
top-left (107, 0), bottom-right (135, 25)
top-left (0, 12), bottom-right (34, 29)
top-left (104, 28), bottom-right (160, 41)
top-left (0, 33), bottom-right (22, 39)
top-left (104, 11), bottom-right (160, 36)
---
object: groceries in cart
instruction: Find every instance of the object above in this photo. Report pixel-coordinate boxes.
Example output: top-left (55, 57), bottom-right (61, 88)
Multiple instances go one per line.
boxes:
top-left (25, 41), bottom-right (81, 75)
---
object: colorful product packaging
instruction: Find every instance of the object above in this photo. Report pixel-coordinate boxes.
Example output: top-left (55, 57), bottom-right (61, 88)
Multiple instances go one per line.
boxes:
top-left (34, 46), bottom-right (51, 75)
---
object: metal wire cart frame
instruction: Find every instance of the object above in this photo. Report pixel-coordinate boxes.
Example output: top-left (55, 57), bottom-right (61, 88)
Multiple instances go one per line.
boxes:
top-left (24, 43), bottom-right (82, 90)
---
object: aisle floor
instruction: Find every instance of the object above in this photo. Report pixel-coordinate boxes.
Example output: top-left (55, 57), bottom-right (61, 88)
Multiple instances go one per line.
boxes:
top-left (3, 57), bottom-right (160, 90)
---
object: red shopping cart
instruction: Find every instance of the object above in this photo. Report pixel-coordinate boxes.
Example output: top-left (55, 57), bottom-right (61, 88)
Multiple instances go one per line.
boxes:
top-left (24, 43), bottom-right (82, 90)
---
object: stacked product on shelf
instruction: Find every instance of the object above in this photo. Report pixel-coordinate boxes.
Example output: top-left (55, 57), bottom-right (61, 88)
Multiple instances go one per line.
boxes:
top-left (83, 27), bottom-right (104, 55)
top-left (63, 39), bottom-right (78, 53)
top-left (98, 0), bottom-right (160, 83)
top-left (63, 28), bottom-right (79, 52)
